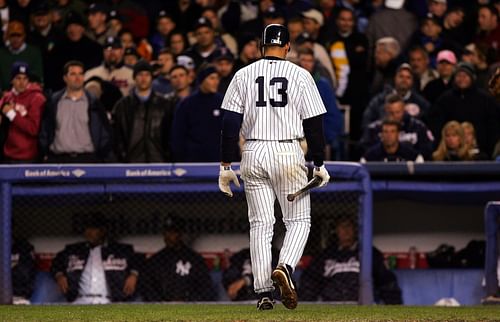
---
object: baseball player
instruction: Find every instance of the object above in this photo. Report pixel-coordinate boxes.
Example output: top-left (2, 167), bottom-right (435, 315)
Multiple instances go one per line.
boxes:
top-left (218, 24), bottom-right (331, 310)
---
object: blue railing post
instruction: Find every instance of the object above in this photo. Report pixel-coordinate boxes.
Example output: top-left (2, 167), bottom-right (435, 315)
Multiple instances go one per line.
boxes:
top-left (0, 182), bottom-right (12, 304)
top-left (484, 202), bottom-right (500, 296)
top-left (359, 167), bottom-right (373, 305)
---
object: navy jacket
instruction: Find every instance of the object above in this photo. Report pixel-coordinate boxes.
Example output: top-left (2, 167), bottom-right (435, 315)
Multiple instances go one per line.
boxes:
top-left (170, 90), bottom-right (224, 162)
top-left (39, 89), bottom-right (112, 160)
top-left (299, 244), bottom-right (402, 304)
top-left (11, 239), bottom-right (36, 299)
top-left (50, 241), bottom-right (141, 302)
top-left (360, 114), bottom-right (434, 160)
top-left (363, 142), bottom-right (420, 162)
top-left (140, 244), bottom-right (216, 301)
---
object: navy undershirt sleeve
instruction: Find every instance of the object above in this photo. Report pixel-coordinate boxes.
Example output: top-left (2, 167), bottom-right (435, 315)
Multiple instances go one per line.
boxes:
top-left (220, 110), bottom-right (243, 163)
top-left (303, 115), bottom-right (325, 167)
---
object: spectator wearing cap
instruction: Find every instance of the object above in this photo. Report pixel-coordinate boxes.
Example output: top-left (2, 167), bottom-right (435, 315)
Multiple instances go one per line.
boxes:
top-left (39, 60), bottom-right (112, 163)
top-left (475, 4), bottom-right (500, 61)
top-left (408, 46), bottom-right (438, 91)
top-left (329, 7), bottom-right (369, 141)
top-left (107, 10), bottom-right (123, 36)
top-left (149, 10), bottom-right (176, 58)
top-left (46, 11), bottom-right (103, 92)
top-left (184, 17), bottom-right (228, 70)
top-left (410, 13), bottom-right (444, 67)
top-left (84, 36), bottom-right (134, 97)
top-left (50, 213), bottom-right (142, 304)
top-left (0, 20), bottom-right (43, 92)
top-left (363, 62), bottom-right (430, 131)
top-left (171, 65), bottom-right (226, 162)
top-left (428, 61), bottom-right (500, 157)
top-left (370, 37), bottom-right (402, 96)
top-left (152, 49), bottom-right (175, 95)
top-left (176, 55), bottom-right (197, 85)
top-left (85, 2), bottom-right (115, 46)
top-left (423, 49), bottom-right (456, 104)
top-left (201, 7), bottom-right (238, 56)
top-left (366, 0), bottom-right (418, 65)
top-left (301, 8), bottom-right (326, 44)
top-left (461, 43), bottom-right (492, 91)
top-left (112, 61), bottom-right (173, 162)
top-left (140, 215), bottom-right (216, 302)
top-left (0, 62), bottom-right (46, 163)
top-left (214, 48), bottom-right (235, 95)
top-left (123, 47), bottom-right (140, 68)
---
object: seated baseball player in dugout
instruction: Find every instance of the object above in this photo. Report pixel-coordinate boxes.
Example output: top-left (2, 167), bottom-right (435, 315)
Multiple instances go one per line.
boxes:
top-left (139, 215), bottom-right (216, 301)
top-left (50, 213), bottom-right (141, 304)
top-left (299, 216), bottom-right (402, 304)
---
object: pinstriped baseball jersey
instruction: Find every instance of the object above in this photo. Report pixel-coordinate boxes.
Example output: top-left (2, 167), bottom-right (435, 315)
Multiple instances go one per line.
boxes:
top-left (221, 58), bottom-right (326, 140)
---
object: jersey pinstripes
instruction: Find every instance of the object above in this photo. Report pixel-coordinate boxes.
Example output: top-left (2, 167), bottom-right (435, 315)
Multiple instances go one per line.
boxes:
top-left (221, 56), bottom-right (325, 296)
top-left (221, 58), bottom-right (326, 140)
top-left (240, 140), bottom-right (309, 294)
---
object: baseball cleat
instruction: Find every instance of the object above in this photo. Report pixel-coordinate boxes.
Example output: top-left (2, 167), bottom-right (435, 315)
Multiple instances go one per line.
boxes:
top-left (272, 264), bottom-right (297, 309)
top-left (256, 295), bottom-right (275, 310)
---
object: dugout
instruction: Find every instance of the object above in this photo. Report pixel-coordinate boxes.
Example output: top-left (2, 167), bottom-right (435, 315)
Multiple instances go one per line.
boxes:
top-left (1, 162), bottom-right (500, 305)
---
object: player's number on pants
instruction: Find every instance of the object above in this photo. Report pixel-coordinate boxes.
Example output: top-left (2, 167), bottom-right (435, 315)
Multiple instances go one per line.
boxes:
top-left (255, 76), bottom-right (288, 107)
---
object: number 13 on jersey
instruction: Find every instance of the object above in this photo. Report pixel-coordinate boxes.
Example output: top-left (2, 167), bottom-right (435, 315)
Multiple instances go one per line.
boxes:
top-left (255, 76), bottom-right (289, 107)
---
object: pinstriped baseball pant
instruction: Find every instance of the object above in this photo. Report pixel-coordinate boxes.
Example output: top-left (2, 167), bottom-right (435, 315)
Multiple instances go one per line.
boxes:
top-left (240, 140), bottom-right (311, 294)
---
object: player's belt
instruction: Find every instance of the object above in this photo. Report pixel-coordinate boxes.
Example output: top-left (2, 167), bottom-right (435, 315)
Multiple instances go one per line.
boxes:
top-left (246, 139), bottom-right (298, 143)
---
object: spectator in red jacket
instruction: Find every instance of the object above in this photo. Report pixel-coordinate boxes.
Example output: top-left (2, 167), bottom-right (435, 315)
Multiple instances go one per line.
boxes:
top-left (0, 62), bottom-right (46, 163)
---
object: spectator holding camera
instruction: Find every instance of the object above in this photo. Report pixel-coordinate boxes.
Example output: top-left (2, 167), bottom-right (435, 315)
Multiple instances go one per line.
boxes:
top-left (152, 49), bottom-right (175, 95)
top-left (0, 62), bottom-right (46, 163)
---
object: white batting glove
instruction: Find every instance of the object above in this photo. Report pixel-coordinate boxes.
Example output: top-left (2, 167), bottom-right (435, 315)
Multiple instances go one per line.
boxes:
top-left (313, 165), bottom-right (330, 188)
top-left (218, 165), bottom-right (240, 197)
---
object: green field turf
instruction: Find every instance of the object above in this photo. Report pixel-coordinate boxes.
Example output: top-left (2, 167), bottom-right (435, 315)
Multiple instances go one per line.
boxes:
top-left (0, 304), bottom-right (499, 322)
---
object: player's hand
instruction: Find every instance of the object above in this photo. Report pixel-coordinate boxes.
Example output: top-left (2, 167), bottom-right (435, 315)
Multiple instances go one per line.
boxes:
top-left (218, 165), bottom-right (240, 197)
top-left (55, 274), bottom-right (68, 294)
top-left (313, 165), bottom-right (330, 188)
top-left (227, 278), bottom-right (246, 300)
top-left (123, 274), bottom-right (138, 296)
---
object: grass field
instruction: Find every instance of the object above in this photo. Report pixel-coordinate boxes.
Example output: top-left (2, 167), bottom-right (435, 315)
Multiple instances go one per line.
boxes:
top-left (0, 304), bottom-right (499, 322)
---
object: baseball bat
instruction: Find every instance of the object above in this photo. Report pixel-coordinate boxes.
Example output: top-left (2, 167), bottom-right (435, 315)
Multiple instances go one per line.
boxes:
top-left (287, 176), bottom-right (322, 202)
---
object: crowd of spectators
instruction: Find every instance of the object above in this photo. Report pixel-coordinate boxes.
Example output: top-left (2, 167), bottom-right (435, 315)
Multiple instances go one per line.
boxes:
top-left (0, 0), bottom-right (499, 164)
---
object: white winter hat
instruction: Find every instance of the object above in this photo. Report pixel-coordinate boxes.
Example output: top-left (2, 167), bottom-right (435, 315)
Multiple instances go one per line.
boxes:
top-left (385, 0), bottom-right (405, 9)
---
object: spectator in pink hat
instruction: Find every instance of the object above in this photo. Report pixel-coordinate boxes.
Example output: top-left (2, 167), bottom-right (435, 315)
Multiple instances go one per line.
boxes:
top-left (422, 49), bottom-right (457, 104)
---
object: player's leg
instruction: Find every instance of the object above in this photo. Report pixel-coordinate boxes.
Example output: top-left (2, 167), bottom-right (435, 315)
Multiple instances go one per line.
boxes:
top-left (240, 142), bottom-right (276, 298)
top-left (269, 141), bottom-right (310, 309)
top-left (271, 141), bottom-right (310, 269)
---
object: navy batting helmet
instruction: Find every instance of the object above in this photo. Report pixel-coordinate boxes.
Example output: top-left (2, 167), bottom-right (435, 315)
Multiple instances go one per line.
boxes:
top-left (261, 24), bottom-right (290, 47)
